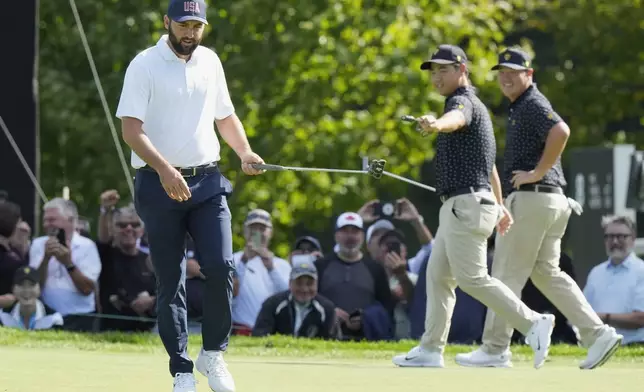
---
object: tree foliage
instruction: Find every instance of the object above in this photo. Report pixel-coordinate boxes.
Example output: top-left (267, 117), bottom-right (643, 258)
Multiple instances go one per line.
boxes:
top-left (513, 0), bottom-right (644, 148)
top-left (38, 0), bottom-right (639, 255)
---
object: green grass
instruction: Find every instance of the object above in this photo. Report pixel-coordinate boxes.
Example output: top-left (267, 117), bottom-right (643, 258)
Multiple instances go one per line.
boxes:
top-left (1, 329), bottom-right (643, 391)
top-left (1, 328), bottom-right (644, 362)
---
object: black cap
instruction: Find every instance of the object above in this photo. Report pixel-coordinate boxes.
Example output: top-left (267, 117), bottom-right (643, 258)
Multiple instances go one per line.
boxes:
top-left (378, 229), bottom-right (406, 245)
top-left (294, 236), bottom-right (322, 252)
top-left (13, 266), bottom-right (39, 285)
top-left (420, 44), bottom-right (468, 70)
top-left (491, 48), bottom-right (532, 70)
top-left (167, 0), bottom-right (208, 25)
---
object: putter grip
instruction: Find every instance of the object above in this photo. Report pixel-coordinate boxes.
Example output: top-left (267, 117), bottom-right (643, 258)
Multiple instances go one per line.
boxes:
top-left (251, 163), bottom-right (285, 171)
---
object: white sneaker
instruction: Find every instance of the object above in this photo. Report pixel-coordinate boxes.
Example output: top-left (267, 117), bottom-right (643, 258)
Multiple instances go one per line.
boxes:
top-left (173, 373), bottom-right (197, 392)
top-left (195, 349), bottom-right (236, 392)
top-left (455, 347), bottom-right (513, 368)
top-left (579, 327), bottom-right (623, 370)
top-left (392, 346), bottom-right (445, 368)
top-left (525, 314), bottom-right (555, 369)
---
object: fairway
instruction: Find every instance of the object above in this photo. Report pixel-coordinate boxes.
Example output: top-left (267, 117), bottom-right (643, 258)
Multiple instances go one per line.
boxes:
top-left (1, 346), bottom-right (642, 392)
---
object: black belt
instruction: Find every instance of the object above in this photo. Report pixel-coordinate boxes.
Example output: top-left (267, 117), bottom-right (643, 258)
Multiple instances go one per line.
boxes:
top-left (517, 184), bottom-right (563, 194)
top-left (140, 162), bottom-right (218, 177)
top-left (440, 186), bottom-right (491, 203)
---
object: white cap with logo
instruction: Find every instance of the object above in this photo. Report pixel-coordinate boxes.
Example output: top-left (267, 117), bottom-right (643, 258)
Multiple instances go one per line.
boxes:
top-left (335, 212), bottom-right (364, 230)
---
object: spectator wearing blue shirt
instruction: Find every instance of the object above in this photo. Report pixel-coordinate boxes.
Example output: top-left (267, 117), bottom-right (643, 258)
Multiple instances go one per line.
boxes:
top-left (583, 215), bottom-right (644, 346)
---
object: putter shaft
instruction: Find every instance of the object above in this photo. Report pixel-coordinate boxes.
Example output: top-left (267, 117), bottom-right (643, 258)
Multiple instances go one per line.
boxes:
top-left (382, 171), bottom-right (436, 192)
top-left (251, 163), bottom-right (367, 175)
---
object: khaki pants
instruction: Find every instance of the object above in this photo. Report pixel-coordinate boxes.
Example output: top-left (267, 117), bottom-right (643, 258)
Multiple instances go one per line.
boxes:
top-left (420, 191), bottom-right (537, 352)
top-left (482, 191), bottom-right (604, 354)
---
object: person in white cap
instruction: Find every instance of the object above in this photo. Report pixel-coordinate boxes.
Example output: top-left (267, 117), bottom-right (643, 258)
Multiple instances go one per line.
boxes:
top-left (314, 212), bottom-right (394, 340)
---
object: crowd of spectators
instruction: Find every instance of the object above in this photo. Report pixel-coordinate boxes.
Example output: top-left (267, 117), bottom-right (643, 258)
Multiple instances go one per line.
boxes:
top-left (1, 189), bottom-right (642, 346)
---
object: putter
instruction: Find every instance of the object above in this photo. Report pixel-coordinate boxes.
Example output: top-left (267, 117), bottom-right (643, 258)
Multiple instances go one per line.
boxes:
top-left (250, 158), bottom-right (387, 179)
top-left (252, 157), bottom-right (436, 192)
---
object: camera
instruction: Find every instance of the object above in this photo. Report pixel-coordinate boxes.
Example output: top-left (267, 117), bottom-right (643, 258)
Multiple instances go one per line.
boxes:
top-left (374, 201), bottom-right (398, 218)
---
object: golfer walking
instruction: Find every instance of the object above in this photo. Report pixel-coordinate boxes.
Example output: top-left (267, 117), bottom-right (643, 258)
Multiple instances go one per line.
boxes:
top-left (116, 1), bottom-right (264, 391)
top-left (392, 45), bottom-right (555, 369)
top-left (456, 48), bottom-right (623, 370)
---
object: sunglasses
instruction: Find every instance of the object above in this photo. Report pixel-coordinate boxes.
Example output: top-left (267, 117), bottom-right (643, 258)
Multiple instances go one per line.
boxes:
top-left (116, 222), bottom-right (141, 229)
top-left (604, 233), bottom-right (631, 241)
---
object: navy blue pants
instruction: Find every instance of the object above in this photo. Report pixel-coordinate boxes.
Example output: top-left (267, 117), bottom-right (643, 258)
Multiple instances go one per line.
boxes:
top-left (134, 167), bottom-right (234, 376)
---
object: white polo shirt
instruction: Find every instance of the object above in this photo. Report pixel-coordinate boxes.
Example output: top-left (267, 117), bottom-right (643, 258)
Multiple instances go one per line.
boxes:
top-left (231, 251), bottom-right (291, 328)
top-left (29, 233), bottom-right (102, 316)
top-left (115, 35), bottom-right (235, 168)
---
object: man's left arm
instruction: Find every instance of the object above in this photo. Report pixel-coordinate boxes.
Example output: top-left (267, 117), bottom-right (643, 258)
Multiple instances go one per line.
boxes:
top-left (268, 260), bottom-right (290, 293)
top-left (512, 108), bottom-right (569, 187)
top-left (212, 56), bottom-right (264, 174)
top-left (60, 244), bottom-right (101, 296)
top-left (395, 199), bottom-right (432, 244)
top-left (599, 276), bottom-right (644, 330)
top-left (533, 113), bottom-right (570, 178)
top-left (216, 114), bottom-right (252, 157)
top-left (600, 312), bottom-right (644, 330)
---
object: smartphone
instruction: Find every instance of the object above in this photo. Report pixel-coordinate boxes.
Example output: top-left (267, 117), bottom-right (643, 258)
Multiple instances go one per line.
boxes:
top-left (387, 241), bottom-right (401, 255)
top-left (251, 231), bottom-right (262, 248)
top-left (291, 254), bottom-right (315, 266)
top-left (56, 229), bottom-right (67, 246)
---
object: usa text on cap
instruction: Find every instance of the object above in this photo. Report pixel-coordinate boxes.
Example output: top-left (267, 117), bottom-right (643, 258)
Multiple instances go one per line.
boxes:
top-left (336, 212), bottom-right (364, 230)
top-left (167, 0), bottom-right (209, 25)
top-left (420, 44), bottom-right (468, 70)
top-left (491, 48), bottom-right (532, 71)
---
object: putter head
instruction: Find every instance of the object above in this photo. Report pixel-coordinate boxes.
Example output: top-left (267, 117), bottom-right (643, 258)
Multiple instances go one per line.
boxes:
top-left (368, 159), bottom-right (386, 179)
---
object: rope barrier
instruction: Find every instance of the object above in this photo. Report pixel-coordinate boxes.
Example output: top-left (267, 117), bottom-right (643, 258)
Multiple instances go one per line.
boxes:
top-left (0, 115), bottom-right (49, 203)
top-left (68, 0), bottom-right (135, 199)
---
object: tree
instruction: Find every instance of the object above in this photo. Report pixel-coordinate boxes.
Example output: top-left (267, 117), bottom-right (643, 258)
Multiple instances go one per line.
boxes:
top-left (38, 0), bottom-right (537, 254)
top-left (510, 0), bottom-right (644, 148)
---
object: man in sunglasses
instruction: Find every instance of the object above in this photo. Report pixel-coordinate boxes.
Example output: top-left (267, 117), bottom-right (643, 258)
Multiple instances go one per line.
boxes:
top-left (97, 201), bottom-right (156, 332)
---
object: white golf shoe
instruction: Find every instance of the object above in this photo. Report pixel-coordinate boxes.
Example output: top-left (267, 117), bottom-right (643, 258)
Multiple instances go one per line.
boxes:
top-left (195, 349), bottom-right (236, 392)
top-left (173, 373), bottom-right (197, 392)
top-left (579, 327), bottom-right (623, 370)
top-left (392, 346), bottom-right (445, 368)
top-left (525, 314), bottom-right (556, 369)
top-left (455, 347), bottom-right (513, 368)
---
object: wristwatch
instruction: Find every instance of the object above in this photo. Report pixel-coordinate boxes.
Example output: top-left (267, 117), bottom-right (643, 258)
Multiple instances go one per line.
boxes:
top-left (66, 264), bottom-right (77, 272)
top-left (100, 205), bottom-right (115, 215)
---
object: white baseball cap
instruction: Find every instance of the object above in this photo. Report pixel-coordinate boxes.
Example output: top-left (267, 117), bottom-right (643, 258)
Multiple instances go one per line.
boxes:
top-left (366, 219), bottom-right (395, 243)
top-left (336, 212), bottom-right (364, 230)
